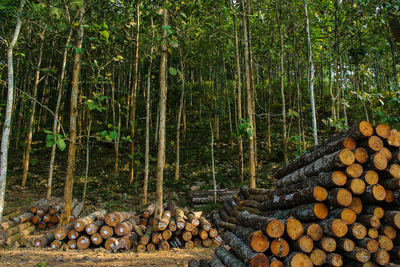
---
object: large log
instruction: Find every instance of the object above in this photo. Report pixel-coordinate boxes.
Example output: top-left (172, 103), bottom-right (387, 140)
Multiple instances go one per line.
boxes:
top-left (115, 217), bottom-right (138, 236)
top-left (309, 249), bottom-right (327, 266)
top-left (215, 246), bottom-right (246, 267)
top-left (263, 203), bottom-right (328, 222)
top-left (233, 226), bottom-right (269, 253)
top-left (142, 203), bottom-right (155, 219)
top-left (91, 233), bottom-right (102, 246)
top-left (54, 222), bottom-right (74, 240)
top-left (346, 178), bottom-right (366, 195)
top-left (272, 121), bottom-right (372, 180)
top-left (158, 210), bottom-right (172, 231)
top-left (85, 220), bottom-right (104, 235)
top-left (276, 149), bottom-right (355, 185)
top-left (283, 252), bottom-right (313, 267)
top-left (318, 218), bottom-right (348, 237)
top-left (74, 209), bottom-right (107, 232)
top-left (223, 231), bottom-right (269, 267)
top-left (33, 232), bottom-right (55, 248)
top-left (372, 249), bottom-right (390, 266)
top-left (362, 170), bottom-right (379, 185)
top-left (77, 235), bottom-right (90, 250)
top-left (378, 235), bottom-right (394, 251)
top-left (346, 164), bottom-right (364, 179)
top-left (236, 210), bottom-right (285, 238)
top-left (359, 135), bottom-right (384, 154)
top-left (13, 212), bottom-right (34, 224)
top-left (105, 211), bottom-right (134, 227)
top-left (270, 238), bottom-right (290, 257)
top-left (382, 211), bottom-right (400, 229)
top-left (258, 186), bottom-right (327, 211)
top-left (209, 254), bottom-right (226, 267)
top-left (284, 217), bottom-right (304, 240)
top-left (343, 247), bottom-right (371, 263)
top-left (349, 223), bottom-right (367, 240)
top-left (100, 225), bottom-right (113, 239)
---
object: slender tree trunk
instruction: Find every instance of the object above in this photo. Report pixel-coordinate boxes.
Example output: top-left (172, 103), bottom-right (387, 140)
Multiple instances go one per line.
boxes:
top-left (129, 1), bottom-right (141, 185)
top-left (276, 2), bottom-right (288, 163)
top-left (82, 121), bottom-right (91, 202)
top-left (242, 0), bottom-right (256, 188)
top-left (229, 0), bottom-right (244, 182)
top-left (340, 56), bottom-right (348, 126)
top-left (47, 29), bottom-right (72, 200)
top-left (155, 4), bottom-right (168, 222)
top-left (0, 0), bottom-right (26, 222)
top-left (209, 120), bottom-right (217, 204)
top-left (144, 17), bottom-right (155, 204)
top-left (21, 27), bottom-right (46, 187)
top-left (304, 0), bottom-right (318, 145)
top-left (175, 56), bottom-right (185, 181)
top-left (60, 5), bottom-right (85, 225)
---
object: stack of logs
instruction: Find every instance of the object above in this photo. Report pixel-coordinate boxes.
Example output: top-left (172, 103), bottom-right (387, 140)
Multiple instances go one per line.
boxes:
top-left (201, 121), bottom-right (400, 266)
top-left (0, 197), bottom-right (82, 246)
top-left (34, 202), bottom-right (221, 252)
top-left (190, 189), bottom-right (240, 206)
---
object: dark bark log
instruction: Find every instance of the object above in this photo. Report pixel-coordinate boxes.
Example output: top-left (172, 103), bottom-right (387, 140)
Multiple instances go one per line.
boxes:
top-left (328, 208), bottom-right (357, 225)
top-left (215, 246), bottom-right (246, 267)
top-left (210, 254), bottom-right (226, 267)
top-left (317, 236), bottom-right (337, 252)
top-left (346, 178), bottom-right (366, 196)
top-left (270, 237), bottom-right (290, 257)
top-left (326, 188), bottom-right (353, 208)
top-left (372, 249), bottom-right (390, 266)
top-left (309, 249), bottom-right (327, 266)
top-left (336, 238), bottom-right (355, 252)
top-left (355, 238), bottom-right (379, 253)
top-left (263, 203), bottom-right (328, 222)
top-left (360, 185), bottom-right (386, 204)
top-left (342, 247), bottom-right (371, 263)
top-left (236, 210), bottom-right (285, 238)
top-left (378, 235), bottom-right (393, 251)
top-left (357, 215), bottom-right (380, 228)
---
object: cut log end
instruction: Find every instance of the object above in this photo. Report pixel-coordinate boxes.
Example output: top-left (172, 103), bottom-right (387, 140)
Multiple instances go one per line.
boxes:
top-left (385, 190), bottom-right (394, 203)
top-left (250, 230), bottom-right (270, 253)
top-left (389, 164), bottom-right (400, 178)
top-left (378, 235), bottom-right (394, 251)
top-left (332, 171), bottom-right (347, 186)
top-left (249, 254), bottom-right (269, 267)
top-left (314, 203), bottom-right (328, 220)
top-left (343, 136), bottom-right (357, 150)
top-left (388, 129), bottom-right (400, 147)
top-left (320, 236), bottom-right (337, 252)
top-left (310, 249), bottom-right (327, 266)
top-left (354, 247), bottom-right (371, 263)
top-left (373, 249), bottom-right (390, 266)
top-left (382, 225), bottom-right (397, 240)
top-left (313, 186), bottom-right (328, 202)
top-left (368, 228), bottom-right (379, 239)
top-left (372, 184), bottom-right (386, 201)
top-left (359, 121), bottom-right (374, 137)
top-left (355, 147), bottom-right (369, 164)
top-left (339, 238), bottom-right (355, 252)
top-left (368, 135), bottom-right (384, 152)
top-left (380, 147), bottom-right (392, 161)
top-left (351, 223), bottom-right (367, 240)
top-left (270, 238), bottom-right (289, 257)
top-left (376, 123), bottom-right (391, 139)
top-left (348, 178), bottom-right (366, 195)
top-left (339, 149), bottom-right (355, 166)
top-left (327, 253), bottom-right (343, 267)
top-left (364, 170), bottom-right (379, 185)
top-left (287, 253), bottom-right (312, 267)
top-left (336, 188), bottom-right (353, 207)
top-left (266, 219), bottom-right (285, 238)
top-left (286, 217), bottom-right (304, 240)
top-left (346, 164), bottom-right (364, 178)
top-left (297, 235), bottom-right (314, 253)
top-left (306, 223), bottom-right (323, 241)
top-left (349, 197), bottom-right (363, 214)
top-left (331, 219), bottom-right (348, 237)
top-left (373, 153), bottom-right (388, 171)
top-left (341, 208), bottom-right (357, 225)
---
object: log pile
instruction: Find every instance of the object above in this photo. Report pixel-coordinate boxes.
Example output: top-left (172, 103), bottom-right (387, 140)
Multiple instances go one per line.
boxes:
top-left (37, 202), bottom-right (221, 252)
top-left (0, 197), bottom-right (83, 247)
top-left (198, 121), bottom-right (400, 266)
top-left (189, 189), bottom-right (240, 205)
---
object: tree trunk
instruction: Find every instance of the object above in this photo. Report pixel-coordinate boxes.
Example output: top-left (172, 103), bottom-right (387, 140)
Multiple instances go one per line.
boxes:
top-left (155, 4), bottom-right (168, 222)
top-left (22, 27), bottom-right (46, 187)
top-left (60, 5), bottom-right (85, 226)
top-left (175, 54), bottom-right (185, 181)
top-left (0, 0), bottom-right (26, 222)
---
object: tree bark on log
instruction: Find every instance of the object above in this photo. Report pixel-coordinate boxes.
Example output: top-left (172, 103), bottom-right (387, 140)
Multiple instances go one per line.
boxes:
top-left (215, 246), bottom-right (246, 267)
top-left (236, 210), bottom-right (285, 238)
top-left (105, 211), bottom-right (134, 227)
top-left (34, 232), bottom-right (55, 248)
top-left (342, 247), bottom-right (371, 263)
top-left (74, 209), bottom-right (107, 232)
top-left (263, 203), bottom-right (328, 222)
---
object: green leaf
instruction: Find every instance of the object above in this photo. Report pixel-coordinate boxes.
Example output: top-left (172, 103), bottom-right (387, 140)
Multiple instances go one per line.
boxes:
top-left (75, 48), bottom-right (82, 54)
top-left (43, 130), bottom-right (52, 134)
top-left (162, 25), bottom-right (171, 31)
top-left (109, 131), bottom-right (118, 140)
top-left (169, 67), bottom-right (177, 76)
top-left (55, 138), bottom-right (66, 151)
top-left (100, 30), bottom-right (109, 40)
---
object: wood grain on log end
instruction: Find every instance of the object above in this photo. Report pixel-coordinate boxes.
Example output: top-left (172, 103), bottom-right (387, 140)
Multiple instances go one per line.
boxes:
top-left (249, 254), bottom-right (269, 267)
top-left (350, 223), bottom-right (367, 240)
top-left (313, 186), bottom-right (328, 201)
top-left (306, 223), bottom-right (323, 241)
top-left (77, 235), bottom-right (90, 250)
top-left (359, 121), bottom-right (374, 137)
top-left (309, 249), bottom-right (327, 266)
top-left (389, 164), bottom-right (400, 178)
top-left (373, 249), bottom-right (390, 266)
top-left (376, 123), bottom-right (391, 139)
top-left (67, 239), bottom-right (77, 249)
top-left (339, 148), bottom-right (355, 166)
top-left (327, 253), bottom-right (343, 267)
top-left (91, 233), bottom-right (102, 245)
top-left (269, 257), bottom-right (284, 267)
top-left (388, 129), bottom-right (400, 147)
top-left (335, 188), bottom-right (353, 207)
top-left (348, 197), bottom-right (363, 214)
top-left (372, 184), bottom-right (386, 201)
top-left (332, 171), bottom-right (347, 186)
top-left (380, 147), bottom-right (392, 161)
top-left (368, 135), bottom-right (384, 152)
top-left (373, 152), bottom-right (388, 170)
top-left (314, 203), bottom-right (328, 219)
top-left (286, 217), bottom-right (304, 240)
top-left (363, 170), bottom-right (379, 185)
top-left (266, 219), bottom-right (285, 238)
top-left (385, 190), bottom-right (394, 203)
top-left (368, 228), bottom-right (378, 239)
top-left (251, 230), bottom-right (269, 252)
top-left (296, 235), bottom-right (314, 253)
top-left (286, 252), bottom-right (312, 267)
top-left (347, 178), bottom-right (366, 195)
top-left (346, 164), bottom-right (364, 178)
top-left (382, 225), bottom-right (397, 240)
top-left (355, 147), bottom-right (369, 164)
top-left (337, 238), bottom-right (355, 252)
top-left (270, 238), bottom-right (289, 257)
top-left (319, 236), bottom-right (336, 252)
top-left (343, 136), bottom-right (357, 149)
top-left (340, 208), bottom-right (357, 225)
top-left (378, 235), bottom-right (393, 251)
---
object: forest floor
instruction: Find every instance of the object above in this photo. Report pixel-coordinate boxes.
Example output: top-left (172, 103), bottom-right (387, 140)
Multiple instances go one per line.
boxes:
top-left (0, 247), bottom-right (212, 266)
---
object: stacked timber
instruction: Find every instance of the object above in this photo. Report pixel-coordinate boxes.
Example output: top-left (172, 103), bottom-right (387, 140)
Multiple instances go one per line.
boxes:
top-left (189, 189), bottom-right (240, 205)
top-left (204, 122), bottom-right (400, 266)
top-left (40, 202), bottom-right (221, 252)
top-left (0, 197), bottom-right (82, 247)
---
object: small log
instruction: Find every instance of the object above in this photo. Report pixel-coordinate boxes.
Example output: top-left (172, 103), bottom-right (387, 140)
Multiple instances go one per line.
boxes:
top-left (49, 203), bottom-right (63, 215)
top-left (285, 217), bottom-right (304, 240)
top-left (185, 222), bottom-right (194, 232)
top-left (382, 211), bottom-right (400, 229)
top-left (209, 228), bottom-right (218, 238)
top-left (90, 233), bottom-right (102, 246)
top-left (355, 238), bottom-right (379, 253)
top-left (33, 232), bottom-right (55, 248)
top-left (5, 225), bottom-right (35, 246)
top-left (100, 225), bottom-right (114, 239)
top-left (104, 237), bottom-right (117, 250)
top-left (270, 238), bottom-right (290, 257)
top-left (115, 217), bottom-right (138, 236)
top-left (378, 235), bottom-right (393, 251)
top-left (263, 203), bottom-right (328, 222)
top-left (268, 257), bottom-right (284, 267)
top-left (168, 217), bottom-right (176, 232)
top-left (304, 223), bottom-right (323, 241)
top-left (380, 147), bottom-right (392, 162)
top-left (187, 212), bottom-right (201, 227)
top-left (355, 147), bottom-right (369, 164)
top-left (358, 215), bottom-right (380, 228)
top-left (368, 228), bottom-right (379, 239)
top-left (385, 190), bottom-right (394, 203)
top-left (327, 188), bottom-right (353, 207)
top-left (85, 220), bottom-right (104, 235)
top-left (368, 152), bottom-right (388, 171)
top-left (158, 210), bottom-right (172, 231)
top-left (343, 247), bottom-right (371, 263)
top-left (142, 203), bottom-right (155, 219)
top-left (54, 222), bottom-right (74, 240)
top-left (214, 246), bottom-right (246, 267)
top-left (363, 206), bottom-right (384, 219)
top-left (234, 226), bottom-right (269, 253)
top-left (71, 202), bottom-right (84, 218)
top-left (74, 209), bottom-right (107, 232)
top-left (328, 208), bottom-right (357, 225)
top-left (361, 185), bottom-right (386, 203)
top-left (326, 253), bottom-right (343, 267)
top-left (136, 244), bottom-right (146, 252)
top-left (13, 212), bottom-right (34, 224)
top-left (336, 238), bottom-right (355, 252)
top-left (77, 235), bottom-right (90, 250)
top-left (381, 225), bottom-right (397, 240)
top-left (159, 240), bottom-right (170, 251)
top-left (317, 236), bottom-right (337, 252)
top-left (348, 197), bottom-right (363, 214)
top-left (42, 214), bottom-right (51, 223)
top-left (28, 199), bottom-right (47, 214)
top-left (162, 229), bottom-right (172, 240)
top-left (318, 218), bottom-right (348, 237)
top-left (372, 249), bottom-right (390, 266)
top-left (67, 239), bottom-right (77, 249)
top-left (236, 210), bottom-right (285, 238)
top-left (105, 211), bottom-right (134, 227)
top-left (292, 235), bottom-right (314, 253)
top-left (346, 163), bottom-right (364, 178)
top-left (309, 249), bottom-right (327, 266)
top-left (210, 254), bottom-right (226, 267)
top-left (349, 222), bottom-right (367, 240)
top-left (347, 178), bottom-right (366, 195)
top-left (362, 170), bottom-right (379, 185)
top-left (50, 239), bottom-right (63, 249)
top-left (388, 129), bottom-right (400, 147)
top-left (146, 242), bottom-right (156, 252)
top-left (140, 225), bottom-right (153, 245)
top-left (50, 214), bottom-right (60, 224)
top-left (68, 229), bottom-right (79, 240)
top-left (37, 221), bottom-right (47, 229)
top-left (283, 252), bottom-right (312, 267)
top-left (31, 215), bottom-right (41, 225)
top-left (376, 124), bottom-right (391, 139)
top-left (199, 216), bottom-right (211, 231)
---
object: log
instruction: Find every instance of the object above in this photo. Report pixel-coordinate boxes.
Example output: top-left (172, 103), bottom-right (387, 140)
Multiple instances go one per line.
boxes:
top-left (68, 229), bottom-right (79, 240)
top-left (209, 254), bottom-right (226, 267)
top-left (355, 238), bottom-right (379, 253)
top-left (140, 225), bottom-right (153, 245)
top-left (13, 212), bottom-right (34, 224)
top-left (33, 232), bottom-right (55, 248)
top-left (337, 238), bottom-right (355, 252)
top-left (285, 217), bottom-right (304, 240)
top-left (236, 210), bottom-right (285, 238)
top-left (359, 135), bottom-right (384, 154)
top-left (42, 214), bottom-right (51, 223)
top-left (349, 197), bottom-right (363, 214)
top-left (112, 234), bottom-right (137, 251)
top-left (349, 222), bottom-right (367, 240)
top-left (158, 210), bottom-right (172, 231)
top-left (50, 214), bottom-right (60, 224)
top-left (283, 252), bottom-right (312, 267)
top-left (136, 244), bottom-right (146, 252)
top-left (327, 188), bottom-right (353, 207)
top-left (104, 237), bottom-right (117, 250)
top-left (263, 203), bottom-right (328, 222)
top-left (4, 221), bottom-right (33, 237)
top-left (223, 231), bottom-right (269, 267)
top-left (50, 239), bottom-right (63, 249)
top-left (270, 238), bottom-right (290, 257)
top-left (71, 202), bottom-right (84, 218)
top-left (77, 235), bottom-right (90, 250)
top-left (383, 164), bottom-right (400, 179)
top-left (372, 249), bottom-right (390, 266)
top-left (388, 129), bottom-right (400, 147)
top-left (376, 124), bottom-right (391, 139)
top-left (381, 225), bottom-right (397, 240)
top-left (343, 247), bottom-right (371, 263)
top-left (328, 208), bottom-right (357, 225)
top-left (355, 147), bottom-right (369, 164)
top-left (0, 220), bottom-right (16, 231)
top-left (199, 216), bottom-right (211, 232)
top-left (361, 185), bottom-right (386, 203)
top-left (105, 211), bottom-right (134, 227)
top-left (380, 147), bottom-right (392, 162)
top-left (259, 186), bottom-right (327, 211)
top-left (272, 122), bottom-right (370, 180)
top-left (346, 164), bottom-right (364, 178)
top-left (74, 209), bottom-right (107, 232)
top-left (199, 229), bottom-right (208, 240)
top-left (233, 226), bottom-right (269, 253)
top-left (268, 257), bottom-right (284, 267)
top-left (142, 203), bottom-right (155, 219)
top-left (146, 242), bottom-right (156, 252)
top-left (363, 206), bottom-right (384, 219)
top-left (381, 178), bottom-right (400, 190)
top-left (31, 215), bottom-right (41, 224)
top-left (368, 152), bottom-right (388, 171)
top-left (159, 240), bottom-right (170, 250)
top-left (49, 203), bottom-right (63, 215)
top-left (368, 228), bottom-right (379, 239)
top-left (385, 190), bottom-right (394, 203)
top-left (38, 221), bottom-right (47, 229)
top-left (327, 253), bottom-right (343, 267)
top-left (67, 239), bottom-right (77, 249)
top-left (309, 249), bottom-right (327, 266)
top-left (317, 236), bottom-right (337, 252)
top-left (347, 178), bottom-right (366, 195)
top-left (162, 229), bottom-right (172, 240)
top-left (292, 235), bottom-right (314, 253)
top-left (54, 222), bottom-right (74, 240)
top-left (85, 220), bottom-right (104, 235)
top-left (363, 170), bottom-right (379, 185)
top-left (90, 233), bottom-right (102, 246)
top-left (358, 215), bottom-right (380, 228)
top-left (382, 211), bottom-right (400, 229)
top-left (187, 213), bottom-right (200, 227)
top-left (214, 246), bottom-right (246, 267)
top-left (277, 149), bottom-right (355, 185)
top-left (2, 209), bottom-right (23, 222)
top-left (319, 218), bottom-right (348, 237)
top-left (115, 217), bottom-right (138, 236)
top-left (378, 235), bottom-right (393, 251)
top-left (185, 222), bottom-right (194, 232)
top-left (5, 225), bottom-right (35, 246)
top-left (28, 199), bottom-right (47, 214)
top-left (100, 225), bottom-right (113, 239)
top-left (304, 223), bottom-right (323, 241)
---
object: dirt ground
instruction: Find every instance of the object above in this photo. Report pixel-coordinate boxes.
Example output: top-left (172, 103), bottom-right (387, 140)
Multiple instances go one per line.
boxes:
top-left (0, 247), bottom-right (213, 266)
